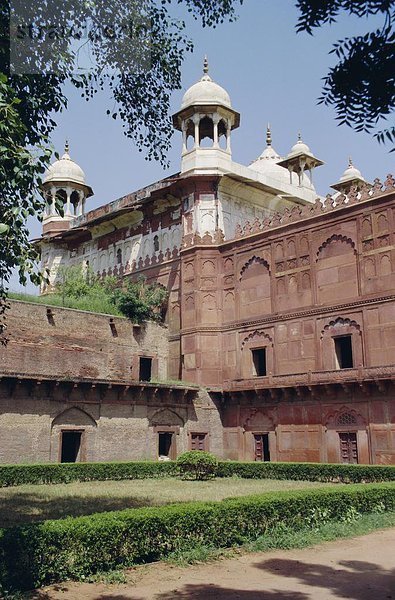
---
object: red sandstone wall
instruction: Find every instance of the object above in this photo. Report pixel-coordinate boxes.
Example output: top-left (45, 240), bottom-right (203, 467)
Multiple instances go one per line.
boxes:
top-left (179, 190), bottom-right (395, 385)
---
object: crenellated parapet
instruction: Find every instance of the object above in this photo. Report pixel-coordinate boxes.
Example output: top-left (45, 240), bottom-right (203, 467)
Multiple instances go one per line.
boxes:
top-left (232, 174), bottom-right (395, 240)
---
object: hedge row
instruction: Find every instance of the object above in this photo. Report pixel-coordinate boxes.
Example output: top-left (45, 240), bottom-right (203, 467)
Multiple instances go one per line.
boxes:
top-left (0, 461), bottom-right (176, 487)
top-left (0, 484), bottom-right (393, 591)
top-left (216, 461), bottom-right (395, 483)
top-left (0, 460), bottom-right (394, 487)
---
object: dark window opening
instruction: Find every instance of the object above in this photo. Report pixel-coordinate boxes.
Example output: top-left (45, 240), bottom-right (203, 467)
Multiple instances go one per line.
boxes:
top-left (116, 248), bottom-right (122, 265)
top-left (61, 431), bottom-right (82, 463)
top-left (334, 335), bottom-right (353, 369)
top-left (158, 432), bottom-right (173, 457)
top-left (254, 433), bottom-right (270, 462)
top-left (339, 432), bottom-right (358, 464)
top-left (191, 433), bottom-right (207, 451)
top-left (139, 357), bottom-right (152, 381)
top-left (153, 235), bottom-right (160, 252)
top-left (252, 348), bottom-right (267, 376)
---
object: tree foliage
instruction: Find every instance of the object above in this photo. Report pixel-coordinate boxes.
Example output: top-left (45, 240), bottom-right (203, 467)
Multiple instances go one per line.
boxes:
top-left (296, 0), bottom-right (395, 148)
top-left (0, 0), bottom-right (243, 335)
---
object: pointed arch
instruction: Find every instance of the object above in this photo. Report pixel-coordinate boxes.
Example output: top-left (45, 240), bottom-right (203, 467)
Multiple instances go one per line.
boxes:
top-left (52, 406), bottom-right (97, 428)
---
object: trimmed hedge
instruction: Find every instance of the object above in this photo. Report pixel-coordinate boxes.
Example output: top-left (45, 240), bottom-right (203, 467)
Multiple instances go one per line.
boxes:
top-left (0, 460), bottom-right (394, 487)
top-left (216, 461), bottom-right (395, 483)
top-left (0, 484), bottom-right (394, 591)
top-left (0, 461), bottom-right (176, 487)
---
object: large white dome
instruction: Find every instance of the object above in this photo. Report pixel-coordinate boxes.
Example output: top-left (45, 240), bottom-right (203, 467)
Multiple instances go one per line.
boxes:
top-left (44, 144), bottom-right (87, 186)
top-left (181, 58), bottom-right (232, 110)
top-left (181, 76), bottom-right (232, 109)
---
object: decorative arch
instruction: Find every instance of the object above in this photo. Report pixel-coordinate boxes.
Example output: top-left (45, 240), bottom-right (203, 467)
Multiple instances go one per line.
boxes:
top-left (240, 255), bottom-right (270, 280)
top-left (243, 408), bottom-right (275, 431)
top-left (242, 330), bottom-right (273, 349)
top-left (326, 406), bottom-right (366, 428)
top-left (320, 317), bottom-right (363, 370)
top-left (52, 406), bottom-right (97, 428)
top-left (320, 316), bottom-right (361, 339)
top-left (316, 234), bottom-right (356, 260)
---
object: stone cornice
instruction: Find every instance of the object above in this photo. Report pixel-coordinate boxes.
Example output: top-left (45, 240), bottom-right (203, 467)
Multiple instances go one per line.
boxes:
top-left (179, 294), bottom-right (395, 336)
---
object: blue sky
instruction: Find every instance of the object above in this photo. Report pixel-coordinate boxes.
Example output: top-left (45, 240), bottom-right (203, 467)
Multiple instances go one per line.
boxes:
top-left (11, 0), bottom-right (394, 292)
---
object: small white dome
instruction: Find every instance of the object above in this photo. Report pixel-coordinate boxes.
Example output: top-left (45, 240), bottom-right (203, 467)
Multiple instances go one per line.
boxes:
top-left (289, 136), bottom-right (312, 157)
top-left (339, 158), bottom-right (364, 183)
top-left (249, 127), bottom-right (315, 191)
top-left (44, 143), bottom-right (87, 186)
top-left (181, 58), bottom-right (232, 110)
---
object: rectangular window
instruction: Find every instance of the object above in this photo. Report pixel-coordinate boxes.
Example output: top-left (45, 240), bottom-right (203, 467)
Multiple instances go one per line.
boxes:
top-left (334, 336), bottom-right (353, 369)
top-left (61, 431), bottom-right (82, 463)
top-left (139, 357), bottom-right (152, 381)
top-left (191, 433), bottom-right (207, 451)
top-left (158, 432), bottom-right (174, 458)
top-left (251, 348), bottom-right (267, 376)
top-left (254, 433), bottom-right (270, 462)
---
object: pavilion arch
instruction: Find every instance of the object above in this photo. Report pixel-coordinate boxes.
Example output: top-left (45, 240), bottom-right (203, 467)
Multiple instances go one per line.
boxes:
top-left (316, 234), bottom-right (358, 304)
top-left (320, 317), bottom-right (363, 370)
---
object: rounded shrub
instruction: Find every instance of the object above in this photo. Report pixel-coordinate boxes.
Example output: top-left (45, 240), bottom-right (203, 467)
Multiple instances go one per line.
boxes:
top-left (176, 451), bottom-right (219, 480)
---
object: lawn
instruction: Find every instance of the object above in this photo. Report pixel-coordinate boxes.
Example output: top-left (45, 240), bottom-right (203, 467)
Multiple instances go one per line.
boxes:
top-left (0, 477), bottom-right (334, 528)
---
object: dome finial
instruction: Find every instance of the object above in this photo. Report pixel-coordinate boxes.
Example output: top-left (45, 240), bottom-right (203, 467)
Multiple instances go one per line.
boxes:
top-left (203, 55), bottom-right (209, 75)
top-left (297, 131), bottom-right (302, 141)
top-left (266, 123), bottom-right (272, 147)
top-left (348, 156), bottom-right (353, 167)
top-left (64, 139), bottom-right (69, 154)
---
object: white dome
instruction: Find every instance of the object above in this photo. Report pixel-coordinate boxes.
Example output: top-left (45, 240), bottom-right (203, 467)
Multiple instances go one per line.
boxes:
top-left (249, 147), bottom-right (315, 191)
top-left (339, 159), bottom-right (364, 183)
top-left (289, 137), bottom-right (312, 157)
top-left (44, 145), bottom-right (87, 186)
top-left (181, 59), bottom-right (232, 110)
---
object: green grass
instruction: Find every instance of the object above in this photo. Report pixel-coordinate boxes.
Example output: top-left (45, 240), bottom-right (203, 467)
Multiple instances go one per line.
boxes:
top-left (166, 510), bottom-right (395, 565)
top-left (0, 477), bottom-right (335, 527)
top-left (9, 292), bottom-right (122, 316)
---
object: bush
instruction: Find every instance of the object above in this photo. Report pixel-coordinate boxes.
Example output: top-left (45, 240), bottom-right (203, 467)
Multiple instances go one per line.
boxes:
top-left (177, 451), bottom-right (218, 480)
top-left (0, 484), bottom-right (393, 591)
top-left (0, 460), bottom-right (394, 488)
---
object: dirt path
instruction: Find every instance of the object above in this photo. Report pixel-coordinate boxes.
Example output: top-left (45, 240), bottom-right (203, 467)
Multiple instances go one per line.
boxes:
top-left (30, 528), bottom-right (395, 600)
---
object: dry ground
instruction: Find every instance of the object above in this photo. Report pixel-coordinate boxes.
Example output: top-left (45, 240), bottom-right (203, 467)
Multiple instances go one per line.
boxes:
top-left (27, 528), bottom-right (395, 599)
top-left (0, 477), bottom-right (333, 527)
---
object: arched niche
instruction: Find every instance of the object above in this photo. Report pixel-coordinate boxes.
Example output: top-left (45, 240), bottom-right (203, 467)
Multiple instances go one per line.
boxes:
top-left (316, 235), bottom-right (357, 304)
top-left (238, 256), bottom-right (271, 319)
